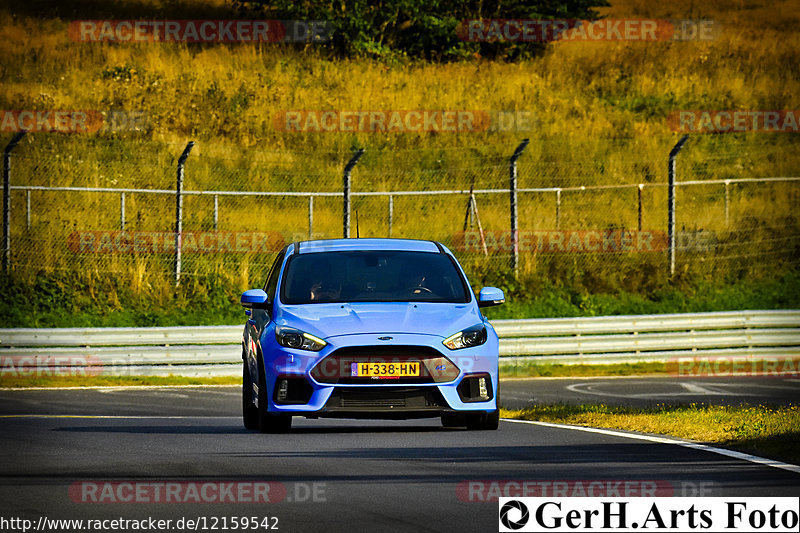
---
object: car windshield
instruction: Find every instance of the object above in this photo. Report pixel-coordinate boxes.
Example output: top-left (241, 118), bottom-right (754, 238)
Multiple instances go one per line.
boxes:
top-left (280, 250), bottom-right (470, 304)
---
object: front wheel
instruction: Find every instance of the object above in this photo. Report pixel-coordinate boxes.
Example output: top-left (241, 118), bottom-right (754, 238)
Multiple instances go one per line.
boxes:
top-left (256, 362), bottom-right (292, 433)
top-left (242, 363), bottom-right (258, 430)
top-left (466, 409), bottom-right (499, 430)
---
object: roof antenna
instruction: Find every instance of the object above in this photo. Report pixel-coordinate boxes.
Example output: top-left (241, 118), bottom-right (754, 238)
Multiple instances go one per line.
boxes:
top-left (355, 209), bottom-right (360, 238)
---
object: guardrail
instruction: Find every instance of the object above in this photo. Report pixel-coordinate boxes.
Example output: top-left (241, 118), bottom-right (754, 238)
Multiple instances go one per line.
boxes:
top-left (1, 310), bottom-right (798, 378)
top-left (493, 310), bottom-right (800, 365)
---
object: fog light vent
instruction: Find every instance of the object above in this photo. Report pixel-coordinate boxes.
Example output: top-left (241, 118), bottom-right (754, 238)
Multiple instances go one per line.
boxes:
top-left (457, 373), bottom-right (493, 403)
top-left (277, 379), bottom-right (289, 402)
top-left (273, 376), bottom-right (314, 405)
top-left (478, 377), bottom-right (488, 398)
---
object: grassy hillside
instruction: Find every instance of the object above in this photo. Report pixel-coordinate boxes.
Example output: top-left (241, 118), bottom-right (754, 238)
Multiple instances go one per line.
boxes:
top-left (0, 0), bottom-right (798, 326)
top-left (2, 0), bottom-right (798, 145)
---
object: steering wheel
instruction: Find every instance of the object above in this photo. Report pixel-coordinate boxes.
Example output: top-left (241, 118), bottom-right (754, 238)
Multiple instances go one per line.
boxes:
top-left (406, 286), bottom-right (433, 295)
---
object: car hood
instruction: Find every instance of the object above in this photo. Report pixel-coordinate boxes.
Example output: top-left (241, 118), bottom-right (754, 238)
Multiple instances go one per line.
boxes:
top-left (274, 302), bottom-right (482, 340)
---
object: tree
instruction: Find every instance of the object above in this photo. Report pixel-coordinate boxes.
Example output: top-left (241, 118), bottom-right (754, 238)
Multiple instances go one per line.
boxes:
top-left (231, 0), bottom-right (609, 61)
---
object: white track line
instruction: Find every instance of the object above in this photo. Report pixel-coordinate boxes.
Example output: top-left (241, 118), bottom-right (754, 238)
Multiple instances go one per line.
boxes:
top-left (0, 415), bottom-right (240, 419)
top-left (0, 384), bottom-right (239, 392)
top-left (565, 382), bottom-right (733, 399)
top-left (502, 418), bottom-right (800, 475)
top-left (502, 373), bottom-right (800, 381)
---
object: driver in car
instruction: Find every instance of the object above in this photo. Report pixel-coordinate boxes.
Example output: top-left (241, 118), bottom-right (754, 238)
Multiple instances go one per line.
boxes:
top-left (402, 269), bottom-right (431, 296)
top-left (308, 262), bottom-right (341, 301)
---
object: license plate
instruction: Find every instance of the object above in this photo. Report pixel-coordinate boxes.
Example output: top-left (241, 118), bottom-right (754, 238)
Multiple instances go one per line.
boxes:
top-left (350, 362), bottom-right (420, 377)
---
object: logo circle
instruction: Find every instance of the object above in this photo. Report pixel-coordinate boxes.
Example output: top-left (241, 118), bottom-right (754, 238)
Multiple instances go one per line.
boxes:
top-left (500, 500), bottom-right (529, 530)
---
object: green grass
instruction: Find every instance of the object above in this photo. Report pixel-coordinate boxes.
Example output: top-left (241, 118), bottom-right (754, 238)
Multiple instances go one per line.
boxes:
top-left (0, 271), bottom-right (246, 328)
top-left (1, 270), bottom-right (797, 328)
top-left (501, 403), bottom-right (800, 464)
top-left (483, 270), bottom-right (800, 320)
top-left (501, 362), bottom-right (666, 378)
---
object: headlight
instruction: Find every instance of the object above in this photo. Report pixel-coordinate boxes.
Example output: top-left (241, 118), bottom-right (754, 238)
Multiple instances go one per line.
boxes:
top-left (275, 326), bottom-right (327, 352)
top-left (443, 324), bottom-right (487, 350)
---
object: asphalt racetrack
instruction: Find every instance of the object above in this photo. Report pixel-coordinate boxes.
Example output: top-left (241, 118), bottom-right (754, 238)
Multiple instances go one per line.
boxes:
top-left (501, 375), bottom-right (800, 409)
top-left (0, 379), bottom-right (798, 532)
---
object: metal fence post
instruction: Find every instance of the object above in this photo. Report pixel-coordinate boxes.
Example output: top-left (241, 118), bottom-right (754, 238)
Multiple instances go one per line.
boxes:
top-left (509, 139), bottom-right (529, 276)
top-left (26, 189), bottom-right (31, 230)
top-left (342, 148), bottom-right (364, 238)
top-left (175, 141), bottom-right (195, 286)
top-left (668, 134), bottom-right (689, 277)
top-left (308, 196), bottom-right (314, 239)
top-left (213, 194), bottom-right (219, 231)
top-left (120, 192), bottom-right (126, 230)
top-left (724, 180), bottom-right (730, 227)
top-left (388, 195), bottom-right (393, 238)
top-left (637, 184), bottom-right (643, 232)
top-left (555, 189), bottom-right (562, 229)
top-left (3, 131), bottom-right (26, 273)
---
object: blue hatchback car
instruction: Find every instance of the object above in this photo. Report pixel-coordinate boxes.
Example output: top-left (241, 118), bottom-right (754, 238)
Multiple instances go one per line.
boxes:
top-left (240, 238), bottom-right (505, 432)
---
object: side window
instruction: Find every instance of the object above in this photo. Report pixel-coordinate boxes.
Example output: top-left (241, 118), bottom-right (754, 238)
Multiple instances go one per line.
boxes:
top-left (263, 249), bottom-right (286, 304)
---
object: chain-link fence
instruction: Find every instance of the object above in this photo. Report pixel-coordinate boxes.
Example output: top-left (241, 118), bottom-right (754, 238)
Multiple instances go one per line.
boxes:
top-left (2, 133), bottom-right (798, 294)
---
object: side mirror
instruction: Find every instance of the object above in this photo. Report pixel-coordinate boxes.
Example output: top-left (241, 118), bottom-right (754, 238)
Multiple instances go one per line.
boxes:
top-left (241, 289), bottom-right (270, 310)
top-left (477, 287), bottom-right (505, 308)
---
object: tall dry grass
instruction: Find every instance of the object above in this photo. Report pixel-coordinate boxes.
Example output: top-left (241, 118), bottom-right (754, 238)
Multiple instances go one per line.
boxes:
top-left (0, 0), bottom-right (798, 298)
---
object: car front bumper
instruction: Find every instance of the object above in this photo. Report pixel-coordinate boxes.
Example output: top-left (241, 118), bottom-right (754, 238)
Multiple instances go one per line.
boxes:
top-left (260, 332), bottom-right (499, 418)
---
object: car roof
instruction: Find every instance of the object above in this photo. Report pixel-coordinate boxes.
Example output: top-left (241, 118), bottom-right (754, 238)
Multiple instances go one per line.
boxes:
top-left (294, 238), bottom-right (442, 254)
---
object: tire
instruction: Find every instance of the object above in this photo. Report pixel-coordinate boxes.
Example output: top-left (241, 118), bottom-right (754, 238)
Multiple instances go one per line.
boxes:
top-left (466, 409), bottom-right (499, 431)
top-left (256, 360), bottom-right (292, 433)
top-left (242, 362), bottom-right (259, 430)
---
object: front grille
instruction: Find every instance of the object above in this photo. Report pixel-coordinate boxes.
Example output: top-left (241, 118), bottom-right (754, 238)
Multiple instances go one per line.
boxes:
top-left (341, 397), bottom-right (405, 408)
top-left (325, 386), bottom-right (448, 412)
top-left (310, 345), bottom-right (460, 384)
